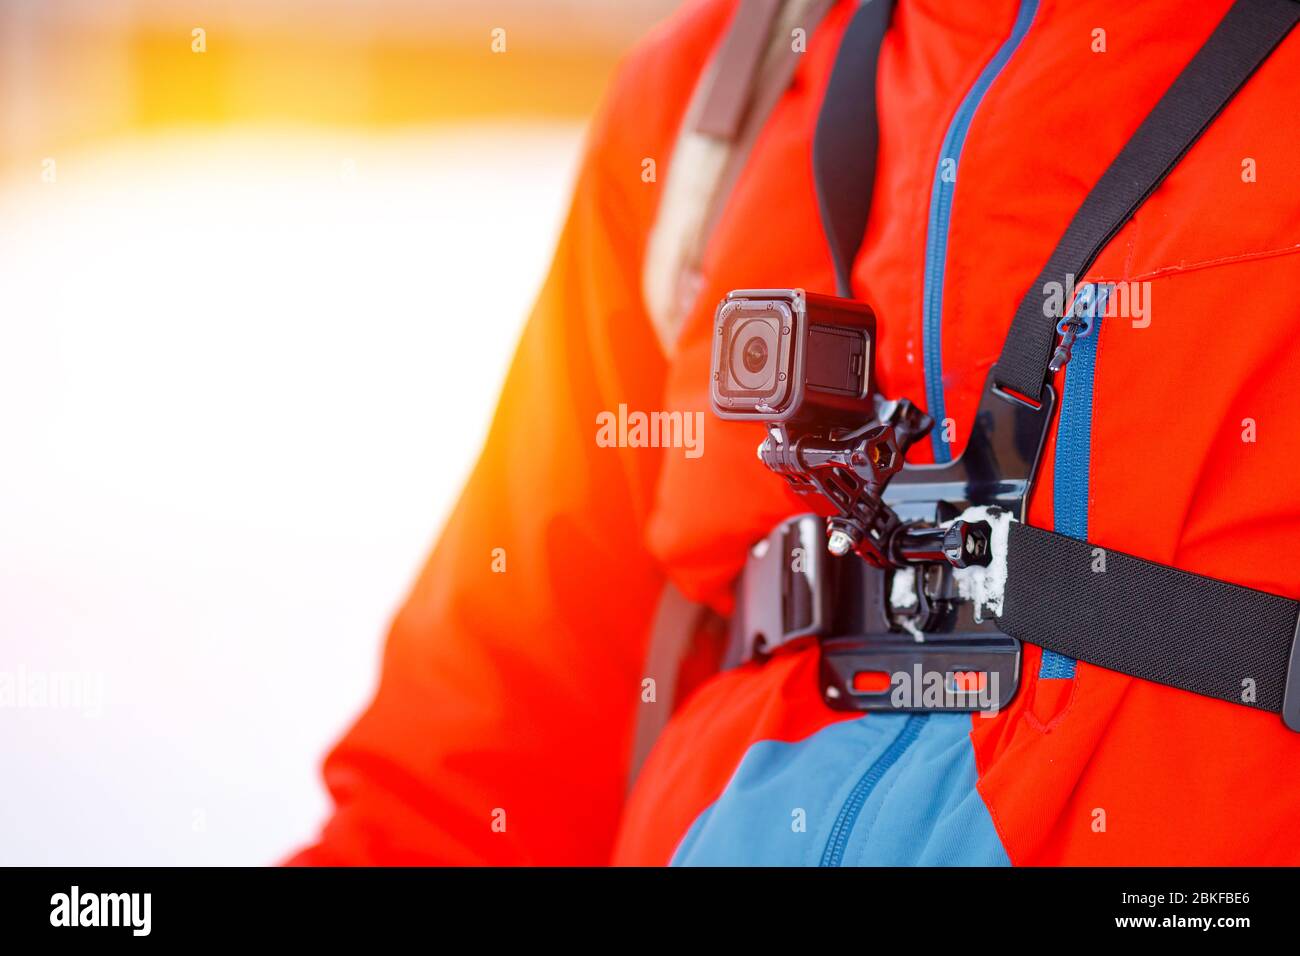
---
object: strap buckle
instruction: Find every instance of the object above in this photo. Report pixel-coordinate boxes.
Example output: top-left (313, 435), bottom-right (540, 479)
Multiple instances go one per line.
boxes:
top-left (725, 514), bottom-right (1022, 716)
top-left (1283, 615), bottom-right (1300, 733)
top-left (724, 514), bottom-right (831, 668)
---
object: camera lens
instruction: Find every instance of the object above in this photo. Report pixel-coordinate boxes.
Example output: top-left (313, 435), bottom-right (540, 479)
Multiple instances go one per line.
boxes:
top-left (742, 336), bottom-right (768, 374)
top-left (728, 317), bottom-right (779, 392)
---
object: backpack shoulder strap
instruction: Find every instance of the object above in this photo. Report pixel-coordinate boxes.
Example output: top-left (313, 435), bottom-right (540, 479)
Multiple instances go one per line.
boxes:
top-left (630, 0), bottom-right (836, 791)
top-left (642, 0), bottom-right (834, 354)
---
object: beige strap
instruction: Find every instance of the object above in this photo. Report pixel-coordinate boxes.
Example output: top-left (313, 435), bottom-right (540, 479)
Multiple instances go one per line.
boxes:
top-left (696, 0), bottom-right (786, 140)
top-left (642, 0), bottom-right (833, 355)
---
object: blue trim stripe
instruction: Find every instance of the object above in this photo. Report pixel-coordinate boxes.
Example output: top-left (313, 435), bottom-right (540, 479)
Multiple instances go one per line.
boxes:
top-left (922, 0), bottom-right (1039, 462)
top-left (1040, 283), bottom-right (1111, 680)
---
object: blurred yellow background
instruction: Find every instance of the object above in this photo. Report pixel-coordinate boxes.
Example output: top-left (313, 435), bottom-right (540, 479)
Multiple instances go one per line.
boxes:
top-left (2, 0), bottom-right (674, 171)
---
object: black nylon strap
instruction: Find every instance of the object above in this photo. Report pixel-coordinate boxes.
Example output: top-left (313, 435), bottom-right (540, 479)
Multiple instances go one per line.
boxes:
top-left (994, 0), bottom-right (1300, 399)
top-left (999, 522), bottom-right (1300, 716)
top-left (812, 0), bottom-right (894, 297)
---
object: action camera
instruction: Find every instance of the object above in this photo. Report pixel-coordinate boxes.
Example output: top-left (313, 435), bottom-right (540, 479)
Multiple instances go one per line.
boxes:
top-left (709, 289), bottom-right (876, 425)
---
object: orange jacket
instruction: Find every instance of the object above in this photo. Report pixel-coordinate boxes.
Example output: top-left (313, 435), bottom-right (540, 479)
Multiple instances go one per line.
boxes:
top-left (292, 0), bottom-right (1300, 865)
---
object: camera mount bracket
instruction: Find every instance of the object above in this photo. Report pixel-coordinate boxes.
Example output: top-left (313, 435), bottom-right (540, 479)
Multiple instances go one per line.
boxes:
top-left (819, 374), bottom-right (1055, 712)
top-left (739, 372), bottom-right (1057, 713)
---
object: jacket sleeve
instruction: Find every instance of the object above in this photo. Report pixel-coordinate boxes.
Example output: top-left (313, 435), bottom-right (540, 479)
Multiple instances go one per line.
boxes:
top-left (287, 6), bottom-right (730, 865)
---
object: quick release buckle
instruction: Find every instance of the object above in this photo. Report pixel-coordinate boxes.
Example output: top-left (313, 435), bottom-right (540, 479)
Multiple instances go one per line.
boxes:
top-left (726, 513), bottom-right (1022, 717)
top-left (723, 514), bottom-right (831, 668)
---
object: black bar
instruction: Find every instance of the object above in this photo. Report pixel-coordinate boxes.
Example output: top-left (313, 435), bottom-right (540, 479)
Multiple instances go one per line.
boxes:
top-left (0, 866), bottom-right (1290, 941)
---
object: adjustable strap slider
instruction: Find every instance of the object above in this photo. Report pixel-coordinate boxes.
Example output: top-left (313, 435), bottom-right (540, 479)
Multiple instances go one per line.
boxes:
top-left (1282, 614), bottom-right (1300, 733)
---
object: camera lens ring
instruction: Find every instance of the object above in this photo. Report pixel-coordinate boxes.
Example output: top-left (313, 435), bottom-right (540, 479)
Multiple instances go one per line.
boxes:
top-left (728, 316), bottom-right (780, 391)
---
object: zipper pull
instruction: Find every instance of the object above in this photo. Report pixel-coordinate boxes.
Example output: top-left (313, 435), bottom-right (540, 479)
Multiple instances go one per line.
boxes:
top-left (1048, 320), bottom-right (1079, 372)
top-left (1040, 282), bottom-right (1092, 371)
top-left (1050, 284), bottom-right (1103, 373)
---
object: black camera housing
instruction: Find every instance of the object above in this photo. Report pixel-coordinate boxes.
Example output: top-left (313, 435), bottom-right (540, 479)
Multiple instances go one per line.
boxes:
top-left (710, 289), bottom-right (876, 425)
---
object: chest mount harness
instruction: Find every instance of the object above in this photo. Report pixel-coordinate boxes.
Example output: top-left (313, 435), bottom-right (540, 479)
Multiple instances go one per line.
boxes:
top-left (715, 0), bottom-right (1300, 731)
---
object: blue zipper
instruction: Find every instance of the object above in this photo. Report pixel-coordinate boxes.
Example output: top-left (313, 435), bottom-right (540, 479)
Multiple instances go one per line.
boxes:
top-left (819, 714), bottom-right (925, 866)
top-left (815, 1), bottom-right (1044, 866)
top-left (921, 0), bottom-right (1040, 461)
top-left (1039, 282), bottom-right (1111, 679)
